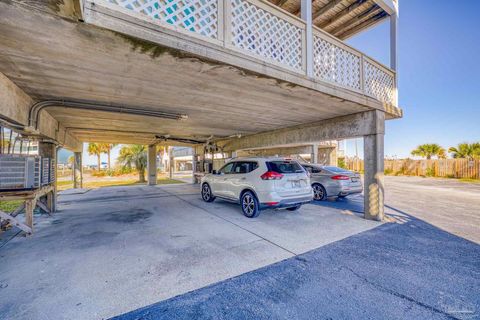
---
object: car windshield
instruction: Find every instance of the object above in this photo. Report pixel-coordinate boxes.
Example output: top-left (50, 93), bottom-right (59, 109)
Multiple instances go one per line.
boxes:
top-left (323, 166), bottom-right (350, 173)
top-left (267, 161), bottom-right (304, 173)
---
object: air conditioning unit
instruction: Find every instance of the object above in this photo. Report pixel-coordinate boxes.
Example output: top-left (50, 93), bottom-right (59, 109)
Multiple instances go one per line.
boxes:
top-left (0, 155), bottom-right (41, 190)
top-left (41, 157), bottom-right (55, 186)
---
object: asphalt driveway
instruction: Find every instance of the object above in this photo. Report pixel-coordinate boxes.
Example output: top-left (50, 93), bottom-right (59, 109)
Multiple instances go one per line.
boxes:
top-left (113, 176), bottom-right (480, 319)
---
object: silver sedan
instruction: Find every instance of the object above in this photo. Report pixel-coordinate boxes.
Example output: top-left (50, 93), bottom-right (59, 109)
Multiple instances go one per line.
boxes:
top-left (301, 164), bottom-right (363, 201)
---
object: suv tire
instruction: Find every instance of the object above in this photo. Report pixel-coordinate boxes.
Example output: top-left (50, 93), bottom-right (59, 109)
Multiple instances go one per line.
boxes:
top-left (286, 205), bottom-right (301, 211)
top-left (241, 191), bottom-right (260, 218)
top-left (201, 183), bottom-right (215, 202)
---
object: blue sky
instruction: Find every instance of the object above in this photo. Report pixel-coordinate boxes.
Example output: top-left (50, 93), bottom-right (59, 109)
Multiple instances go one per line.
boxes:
top-left (347, 0), bottom-right (480, 158)
top-left (74, 1), bottom-right (479, 164)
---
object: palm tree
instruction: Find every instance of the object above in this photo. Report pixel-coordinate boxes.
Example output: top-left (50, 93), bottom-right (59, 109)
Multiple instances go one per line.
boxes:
top-left (99, 143), bottom-right (117, 170)
top-left (87, 143), bottom-right (102, 171)
top-left (411, 144), bottom-right (446, 160)
top-left (448, 143), bottom-right (480, 159)
top-left (117, 145), bottom-right (147, 182)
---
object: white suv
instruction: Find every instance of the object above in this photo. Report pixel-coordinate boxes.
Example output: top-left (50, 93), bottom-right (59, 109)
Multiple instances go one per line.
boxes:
top-left (200, 157), bottom-right (313, 218)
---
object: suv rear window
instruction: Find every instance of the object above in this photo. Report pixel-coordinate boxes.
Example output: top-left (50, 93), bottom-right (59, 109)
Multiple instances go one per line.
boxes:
top-left (267, 161), bottom-right (305, 174)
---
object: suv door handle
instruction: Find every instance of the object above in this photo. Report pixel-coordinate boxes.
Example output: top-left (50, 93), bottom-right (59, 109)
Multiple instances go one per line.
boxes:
top-left (240, 177), bottom-right (246, 180)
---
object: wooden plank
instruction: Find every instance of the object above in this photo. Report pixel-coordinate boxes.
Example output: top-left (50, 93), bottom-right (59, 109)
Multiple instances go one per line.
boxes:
top-left (0, 210), bottom-right (32, 234)
top-left (36, 199), bottom-right (51, 215)
top-left (24, 199), bottom-right (34, 233)
top-left (313, 0), bottom-right (343, 21)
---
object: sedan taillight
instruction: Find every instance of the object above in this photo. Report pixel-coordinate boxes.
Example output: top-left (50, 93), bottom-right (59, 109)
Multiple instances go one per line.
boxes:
top-left (331, 175), bottom-right (350, 180)
top-left (261, 171), bottom-right (284, 180)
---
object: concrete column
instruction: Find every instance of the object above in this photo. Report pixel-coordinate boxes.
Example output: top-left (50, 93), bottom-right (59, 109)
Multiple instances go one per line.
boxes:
top-left (301, 0), bottom-right (313, 77)
top-left (310, 144), bottom-right (318, 164)
top-left (363, 133), bottom-right (385, 221)
top-left (192, 148), bottom-right (197, 184)
top-left (169, 151), bottom-right (174, 179)
top-left (147, 144), bottom-right (157, 185)
top-left (73, 151), bottom-right (83, 189)
top-left (329, 147), bottom-right (337, 166)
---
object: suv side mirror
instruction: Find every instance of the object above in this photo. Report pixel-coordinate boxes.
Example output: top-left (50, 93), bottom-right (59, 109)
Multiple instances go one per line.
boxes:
top-left (212, 170), bottom-right (217, 174)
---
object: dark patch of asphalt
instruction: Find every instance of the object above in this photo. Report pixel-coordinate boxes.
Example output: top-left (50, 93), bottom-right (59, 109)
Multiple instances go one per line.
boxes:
top-left (111, 207), bottom-right (480, 320)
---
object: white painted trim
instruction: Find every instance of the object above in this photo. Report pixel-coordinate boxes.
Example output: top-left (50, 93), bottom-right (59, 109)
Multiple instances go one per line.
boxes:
top-left (372, 0), bottom-right (397, 16)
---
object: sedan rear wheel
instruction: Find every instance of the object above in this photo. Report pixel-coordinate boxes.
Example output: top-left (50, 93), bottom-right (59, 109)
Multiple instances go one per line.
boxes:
top-left (241, 191), bottom-right (260, 218)
top-left (312, 183), bottom-right (327, 201)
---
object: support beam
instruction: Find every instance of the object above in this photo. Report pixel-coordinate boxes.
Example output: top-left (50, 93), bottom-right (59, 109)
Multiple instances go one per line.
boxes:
top-left (218, 111), bottom-right (383, 152)
top-left (73, 152), bottom-right (83, 188)
top-left (0, 72), bottom-right (82, 152)
top-left (363, 111), bottom-right (385, 221)
top-left (147, 144), bottom-right (157, 185)
top-left (301, 0), bottom-right (314, 77)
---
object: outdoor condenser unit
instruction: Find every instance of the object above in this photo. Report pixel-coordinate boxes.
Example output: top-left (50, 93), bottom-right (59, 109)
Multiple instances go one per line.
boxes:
top-left (0, 155), bottom-right (41, 190)
top-left (41, 157), bottom-right (55, 186)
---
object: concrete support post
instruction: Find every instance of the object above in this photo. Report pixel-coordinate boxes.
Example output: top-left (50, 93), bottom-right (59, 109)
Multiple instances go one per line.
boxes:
top-left (311, 144), bottom-right (318, 164)
top-left (169, 147), bottom-right (174, 179)
top-left (73, 151), bottom-right (83, 189)
top-left (363, 133), bottom-right (385, 221)
top-left (192, 148), bottom-right (197, 184)
top-left (329, 147), bottom-right (337, 166)
top-left (301, 0), bottom-right (313, 77)
top-left (147, 144), bottom-right (157, 185)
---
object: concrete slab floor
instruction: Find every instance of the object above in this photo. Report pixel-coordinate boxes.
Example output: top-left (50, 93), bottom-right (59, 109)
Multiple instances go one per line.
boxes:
top-left (0, 183), bottom-right (379, 320)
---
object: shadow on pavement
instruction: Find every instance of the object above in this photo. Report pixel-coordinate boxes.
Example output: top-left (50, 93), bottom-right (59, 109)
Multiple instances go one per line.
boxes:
top-left (110, 200), bottom-right (480, 320)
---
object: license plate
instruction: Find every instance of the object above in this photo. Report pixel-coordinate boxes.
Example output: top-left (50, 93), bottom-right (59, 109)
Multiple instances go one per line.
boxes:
top-left (351, 178), bottom-right (358, 182)
top-left (292, 180), bottom-right (301, 188)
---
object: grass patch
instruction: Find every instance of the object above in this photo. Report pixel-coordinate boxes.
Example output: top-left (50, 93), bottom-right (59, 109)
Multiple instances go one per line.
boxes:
top-left (57, 177), bottom-right (183, 191)
top-left (0, 200), bottom-right (23, 213)
top-left (459, 178), bottom-right (480, 184)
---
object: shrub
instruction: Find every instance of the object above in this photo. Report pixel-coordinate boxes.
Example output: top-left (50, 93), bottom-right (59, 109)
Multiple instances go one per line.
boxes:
top-left (384, 168), bottom-right (394, 175)
top-left (425, 167), bottom-right (435, 177)
top-left (338, 157), bottom-right (347, 169)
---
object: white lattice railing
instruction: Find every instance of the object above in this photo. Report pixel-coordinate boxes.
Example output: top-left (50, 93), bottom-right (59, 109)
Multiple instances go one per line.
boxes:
top-left (363, 57), bottom-right (396, 105)
top-left (229, 0), bottom-right (304, 71)
top-left (101, 0), bottom-right (396, 106)
top-left (313, 27), bottom-right (395, 105)
top-left (108, 0), bottom-right (219, 39)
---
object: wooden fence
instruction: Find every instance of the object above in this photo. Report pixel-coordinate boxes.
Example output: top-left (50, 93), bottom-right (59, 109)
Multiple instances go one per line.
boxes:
top-left (344, 158), bottom-right (480, 179)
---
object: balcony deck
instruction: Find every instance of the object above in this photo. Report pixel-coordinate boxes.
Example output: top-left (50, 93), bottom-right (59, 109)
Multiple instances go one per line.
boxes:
top-left (0, 0), bottom-right (401, 145)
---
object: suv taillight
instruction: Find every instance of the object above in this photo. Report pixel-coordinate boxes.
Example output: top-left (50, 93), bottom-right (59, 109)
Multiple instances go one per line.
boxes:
top-left (331, 175), bottom-right (350, 180)
top-left (261, 171), bottom-right (283, 180)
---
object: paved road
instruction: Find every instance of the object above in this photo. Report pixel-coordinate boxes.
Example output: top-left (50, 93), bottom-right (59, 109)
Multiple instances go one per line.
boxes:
top-left (114, 176), bottom-right (480, 320)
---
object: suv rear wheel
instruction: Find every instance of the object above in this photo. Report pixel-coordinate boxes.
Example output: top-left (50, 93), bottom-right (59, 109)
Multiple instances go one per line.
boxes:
top-left (201, 183), bottom-right (215, 202)
top-left (241, 191), bottom-right (260, 218)
top-left (286, 205), bottom-right (301, 211)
